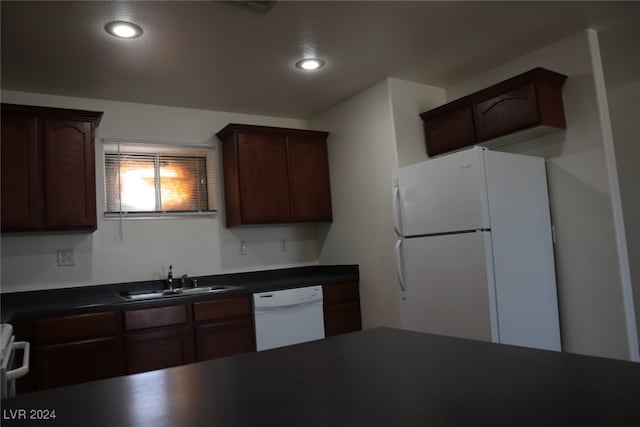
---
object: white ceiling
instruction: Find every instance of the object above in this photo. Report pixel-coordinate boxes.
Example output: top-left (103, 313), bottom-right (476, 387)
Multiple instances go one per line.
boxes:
top-left (1, 1), bottom-right (639, 119)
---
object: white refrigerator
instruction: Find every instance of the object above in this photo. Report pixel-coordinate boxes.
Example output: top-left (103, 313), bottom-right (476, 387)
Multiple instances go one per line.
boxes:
top-left (392, 146), bottom-right (561, 351)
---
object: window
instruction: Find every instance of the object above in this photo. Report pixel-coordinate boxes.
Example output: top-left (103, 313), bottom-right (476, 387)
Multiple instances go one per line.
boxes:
top-left (103, 142), bottom-right (216, 217)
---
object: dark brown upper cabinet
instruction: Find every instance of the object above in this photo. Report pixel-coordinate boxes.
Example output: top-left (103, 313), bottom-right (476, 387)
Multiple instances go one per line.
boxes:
top-left (420, 67), bottom-right (567, 157)
top-left (1, 104), bottom-right (103, 232)
top-left (217, 124), bottom-right (333, 227)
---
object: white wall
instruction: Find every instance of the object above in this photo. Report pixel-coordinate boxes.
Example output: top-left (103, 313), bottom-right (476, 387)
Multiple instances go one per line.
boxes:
top-left (0, 90), bottom-right (320, 292)
top-left (387, 78), bottom-right (446, 166)
top-left (309, 78), bottom-right (445, 329)
top-left (606, 80), bottom-right (640, 348)
top-left (446, 30), bottom-right (636, 360)
top-left (310, 80), bottom-right (400, 328)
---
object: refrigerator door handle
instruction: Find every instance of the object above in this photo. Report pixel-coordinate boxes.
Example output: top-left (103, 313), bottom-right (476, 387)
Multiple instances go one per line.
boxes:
top-left (392, 181), bottom-right (403, 236)
top-left (395, 240), bottom-right (407, 298)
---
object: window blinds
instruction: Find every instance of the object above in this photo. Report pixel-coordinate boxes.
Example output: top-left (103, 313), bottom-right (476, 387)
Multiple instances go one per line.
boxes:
top-left (103, 140), bottom-right (216, 217)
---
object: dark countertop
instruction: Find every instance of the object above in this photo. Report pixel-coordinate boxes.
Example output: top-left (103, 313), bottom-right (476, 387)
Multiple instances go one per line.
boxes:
top-left (0, 265), bottom-right (358, 322)
top-left (2, 327), bottom-right (639, 426)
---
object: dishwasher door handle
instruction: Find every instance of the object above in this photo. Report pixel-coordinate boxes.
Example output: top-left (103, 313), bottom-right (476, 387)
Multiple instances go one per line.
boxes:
top-left (254, 300), bottom-right (322, 313)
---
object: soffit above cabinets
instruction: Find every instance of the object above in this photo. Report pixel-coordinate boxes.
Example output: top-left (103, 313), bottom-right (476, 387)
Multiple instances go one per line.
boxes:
top-left (1, 1), bottom-right (638, 119)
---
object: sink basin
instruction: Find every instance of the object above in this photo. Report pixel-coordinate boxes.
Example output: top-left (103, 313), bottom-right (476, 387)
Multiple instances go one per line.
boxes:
top-left (117, 285), bottom-right (241, 301)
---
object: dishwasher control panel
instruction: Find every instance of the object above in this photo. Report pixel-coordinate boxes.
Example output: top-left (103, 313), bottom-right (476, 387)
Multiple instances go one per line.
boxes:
top-left (253, 286), bottom-right (323, 309)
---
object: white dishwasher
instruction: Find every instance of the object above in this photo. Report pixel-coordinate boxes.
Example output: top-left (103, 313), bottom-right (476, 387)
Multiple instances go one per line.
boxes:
top-left (253, 286), bottom-right (325, 351)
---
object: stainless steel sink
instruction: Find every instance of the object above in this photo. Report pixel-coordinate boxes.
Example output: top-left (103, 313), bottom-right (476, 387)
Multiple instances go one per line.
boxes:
top-left (117, 285), bottom-right (241, 301)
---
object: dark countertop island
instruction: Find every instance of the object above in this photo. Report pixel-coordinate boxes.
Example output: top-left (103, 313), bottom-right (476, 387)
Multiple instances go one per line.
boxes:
top-left (2, 327), bottom-right (639, 426)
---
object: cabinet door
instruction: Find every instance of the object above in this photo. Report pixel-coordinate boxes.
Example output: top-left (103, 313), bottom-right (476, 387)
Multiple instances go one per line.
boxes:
top-left (125, 326), bottom-right (195, 374)
top-left (1, 114), bottom-right (43, 230)
top-left (422, 106), bottom-right (476, 157)
top-left (324, 302), bottom-right (362, 337)
top-left (287, 136), bottom-right (332, 222)
top-left (473, 82), bottom-right (539, 142)
top-left (36, 337), bottom-right (123, 390)
top-left (323, 282), bottom-right (362, 337)
top-left (237, 132), bottom-right (290, 223)
top-left (195, 318), bottom-right (255, 362)
top-left (43, 119), bottom-right (96, 230)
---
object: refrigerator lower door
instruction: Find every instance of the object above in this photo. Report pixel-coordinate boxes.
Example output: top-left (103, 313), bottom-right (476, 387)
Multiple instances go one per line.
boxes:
top-left (399, 231), bottom-right (499, 343)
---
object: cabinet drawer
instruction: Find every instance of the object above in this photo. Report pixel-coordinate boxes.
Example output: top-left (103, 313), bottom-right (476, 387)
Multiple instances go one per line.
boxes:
top-left (125, 304), bottom-right (188, 331)
top-left (473, 82), bottom-right (539, 142)
top-left (323, 282), bottom-right (360, 305)
top-left (194, 296), bottom-right (252, 322)
top-left (34, 312), bottom-right (118, 344)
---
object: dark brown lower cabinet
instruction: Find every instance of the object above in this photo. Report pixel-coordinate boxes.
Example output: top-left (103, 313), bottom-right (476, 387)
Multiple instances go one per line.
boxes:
top-left (195, 318), bottom-right (254, 361)
top-left (35, 337), bottom-right (123, 390)
top-left (125, 326), bottom-right (195, 374)
top-left (323, 282), bottom-right (362, 337)
top-left (24, 311), bottom-right (124, 392)
top-left (123, 303), bottom-right (194, 374)
top-left (13, 284), bottom-right (359, 393)
top-left (324, 302), bottom-right (362, 337)
top-left (193, 295), bottom-right (255, 362)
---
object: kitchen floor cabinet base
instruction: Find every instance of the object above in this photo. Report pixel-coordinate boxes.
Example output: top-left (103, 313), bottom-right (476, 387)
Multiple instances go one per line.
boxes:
top-left (11, 282), bottom-right (360, 392)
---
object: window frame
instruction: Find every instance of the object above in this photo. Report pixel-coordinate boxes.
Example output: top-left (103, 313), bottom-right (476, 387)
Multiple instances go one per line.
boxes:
top-left (102, 140), bottom-right (217, 220)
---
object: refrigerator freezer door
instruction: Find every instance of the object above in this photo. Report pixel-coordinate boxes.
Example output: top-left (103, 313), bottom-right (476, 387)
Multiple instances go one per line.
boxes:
top-left (399, 232), bottom-right (499, 343)
top-left (392, 147), bottom-right (490, 237)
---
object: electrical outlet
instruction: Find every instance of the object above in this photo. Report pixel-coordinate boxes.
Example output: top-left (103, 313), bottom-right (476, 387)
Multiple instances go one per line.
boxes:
top-left (57, 249), bottom-right (75, 266)
top-left (239, 240), bottom-right (247, 255)
top-left (279, 239), bottom-right (287, 252)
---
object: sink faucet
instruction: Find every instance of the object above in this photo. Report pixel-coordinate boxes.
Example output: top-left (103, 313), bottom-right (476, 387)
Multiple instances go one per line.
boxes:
top-left (181, 274), bottom-right (189, 288)
top-left (167, 265), bottom-right (174, 290)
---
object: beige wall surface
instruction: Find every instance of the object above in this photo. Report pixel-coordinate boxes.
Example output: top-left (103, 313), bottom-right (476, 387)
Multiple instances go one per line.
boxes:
top-left (606, 80), bottom-right (640, 350)
top-left (446, 30), bottom-right (635, 360)
top-left (310, 78), bottom-right (448, 329)
top-left (310, 80), bottom-right (401, 328)
top-left (0, 90), bottom-right (320, 292)
top-left (387, 78), bottom-right (446, 167)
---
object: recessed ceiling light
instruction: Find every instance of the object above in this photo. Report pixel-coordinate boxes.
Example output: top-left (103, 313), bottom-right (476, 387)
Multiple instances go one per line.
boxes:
top-left (105, 21), bottom-right (143, 39)
top-left (295, 58), bottom-right (326, 71)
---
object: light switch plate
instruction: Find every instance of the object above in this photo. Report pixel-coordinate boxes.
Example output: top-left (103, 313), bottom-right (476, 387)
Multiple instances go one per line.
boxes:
top-left (57, 249), bottom-right (75, 266)
top-left (239, 241), bottom-right (247, 255)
